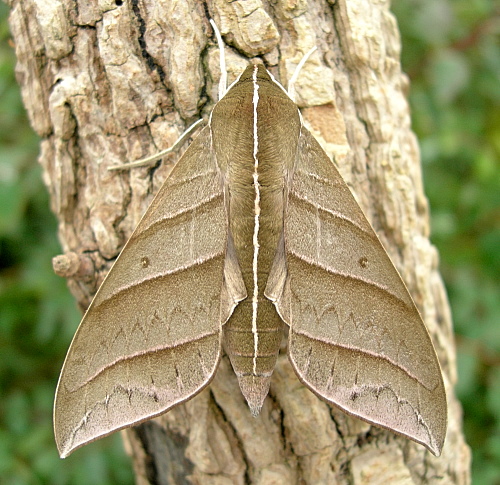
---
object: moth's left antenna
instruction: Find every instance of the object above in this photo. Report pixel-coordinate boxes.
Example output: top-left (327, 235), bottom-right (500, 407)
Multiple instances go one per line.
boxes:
top-left (108, 20), bottom-right (225, 172)
top-left (210, 19), bottom-right (227, 101)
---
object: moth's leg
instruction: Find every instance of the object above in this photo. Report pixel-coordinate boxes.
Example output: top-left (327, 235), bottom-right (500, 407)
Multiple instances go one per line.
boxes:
top-left (108, 118), bottom-right (204, 171)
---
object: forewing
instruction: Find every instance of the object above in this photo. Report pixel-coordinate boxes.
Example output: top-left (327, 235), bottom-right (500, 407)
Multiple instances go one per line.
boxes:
top-left (54, 126), bottom-right (232, 457)
top-left (269, 127), bottom-right (447, 456)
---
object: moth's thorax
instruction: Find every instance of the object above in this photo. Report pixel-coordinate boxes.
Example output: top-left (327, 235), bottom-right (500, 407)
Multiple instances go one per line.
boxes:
top-left (210, 65), bottom-right (301, 282)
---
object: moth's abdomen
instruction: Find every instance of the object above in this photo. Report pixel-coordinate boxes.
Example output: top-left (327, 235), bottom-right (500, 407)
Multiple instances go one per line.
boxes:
top-left (223, 299), bottom-right (283, 413)
top-left (223, 181), bottom-right (286, 412)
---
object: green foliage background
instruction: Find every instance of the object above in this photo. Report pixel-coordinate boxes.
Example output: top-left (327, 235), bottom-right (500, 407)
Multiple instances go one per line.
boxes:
top-left (0, 1), bottom-right (498, 483)
top-left (0, 3), bottom-right (134, 484)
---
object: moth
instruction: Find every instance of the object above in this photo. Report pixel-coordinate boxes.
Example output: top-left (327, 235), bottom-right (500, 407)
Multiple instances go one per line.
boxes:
top-left (54, 28), bottom-right (447, 459)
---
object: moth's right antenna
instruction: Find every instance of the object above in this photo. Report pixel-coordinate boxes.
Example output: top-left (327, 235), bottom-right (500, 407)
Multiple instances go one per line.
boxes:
top-left (288, 47), bottom-right (317, 103)
top-left (210, 19), bottom-right (227, 101)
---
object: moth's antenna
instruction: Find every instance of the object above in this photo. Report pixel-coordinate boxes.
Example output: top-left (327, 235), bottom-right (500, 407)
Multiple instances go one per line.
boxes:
top-left (288, 46), bottom-right (317, 103)
top-left (210, 19), bottom-right (227, 101)
top-left (108, 119), bottom-right (204, 171)
top-left (108, 20), bottom-right (225, 172)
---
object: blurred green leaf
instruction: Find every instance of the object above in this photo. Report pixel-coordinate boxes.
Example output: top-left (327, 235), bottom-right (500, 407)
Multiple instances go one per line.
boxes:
top-left (394, 0), bottom-right (500, 481)
top-left (0, 3), bottom-right (133, 484)
top-left (428, 49), bottom-right (470, 104)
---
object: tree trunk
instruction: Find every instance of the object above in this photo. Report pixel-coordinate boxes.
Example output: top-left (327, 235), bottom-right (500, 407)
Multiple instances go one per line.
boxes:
top-left (8, 0), bottom-right (470, 483)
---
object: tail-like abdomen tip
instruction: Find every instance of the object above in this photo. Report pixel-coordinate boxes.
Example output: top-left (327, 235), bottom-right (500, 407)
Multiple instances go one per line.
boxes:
top-left (236, 374), bottom-right (271, 415)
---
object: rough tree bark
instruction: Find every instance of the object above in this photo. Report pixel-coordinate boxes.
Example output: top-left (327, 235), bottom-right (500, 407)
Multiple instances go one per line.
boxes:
top-left (8, 0), bottom-right (470, 483)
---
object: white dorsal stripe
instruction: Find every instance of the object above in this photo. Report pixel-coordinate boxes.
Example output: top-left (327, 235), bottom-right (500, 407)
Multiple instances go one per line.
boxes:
top-left (251, 66), bottom-right (260, 376)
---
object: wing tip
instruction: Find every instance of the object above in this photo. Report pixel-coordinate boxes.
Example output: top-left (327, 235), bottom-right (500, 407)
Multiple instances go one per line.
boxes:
top-left (55, 432), bottom-right (81, 459)
top-left (58, 447), bottom-right (71, 460)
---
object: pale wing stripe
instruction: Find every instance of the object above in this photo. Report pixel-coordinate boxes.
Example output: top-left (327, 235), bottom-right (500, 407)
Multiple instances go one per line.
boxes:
top-left (291, 328), bottom-right (433, 389)
top-left (68, 331), bottom-right (220, 390)
top-left (174, 169), bottom-right (218, 185)
top-left (288, 250), bottom-right (410, 309)
top-left (196, 348), bottom-right (210, 377)
top-left (296, 169), bottom-right (347, 187)
top-left (315, 204), bottom-right (321, 264)
top-left (290, 191), bottom-right (375, 238)
top-left (141, 191), bottom-right (223, 231)
top-left (94, 250), bottom-right (226, 308)
top-left (251, 65), bottom-right (261, 375)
